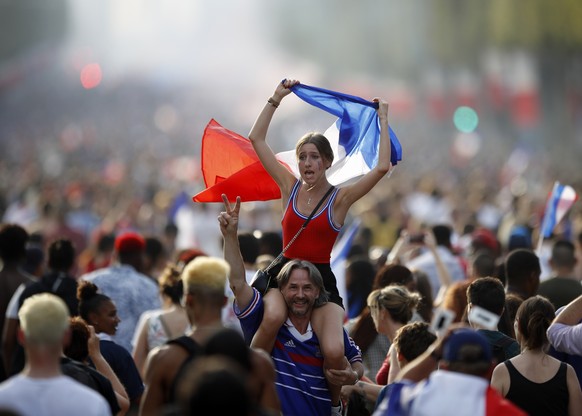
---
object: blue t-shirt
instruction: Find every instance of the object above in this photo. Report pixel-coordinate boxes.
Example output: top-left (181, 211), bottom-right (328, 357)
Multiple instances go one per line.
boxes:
top-left (235, 289), bottom-right (362, 416)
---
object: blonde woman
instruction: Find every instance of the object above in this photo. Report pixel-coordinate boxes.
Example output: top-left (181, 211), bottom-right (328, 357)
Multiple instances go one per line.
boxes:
top-left (368, 285), bottom-right (422, 385)
top-left (132, 263), bottom-right (190, 377)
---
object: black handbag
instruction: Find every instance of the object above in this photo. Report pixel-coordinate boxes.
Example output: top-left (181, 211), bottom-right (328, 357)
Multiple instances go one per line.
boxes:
top-left (250, 186), bottom-right (335, 294)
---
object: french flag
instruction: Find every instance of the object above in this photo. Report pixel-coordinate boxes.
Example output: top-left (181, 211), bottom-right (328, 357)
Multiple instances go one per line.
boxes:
top-left (540, 181), bottom-right (578, 239)
top-left (330, 218), bottom-right (361, 311)
top-left (193, 82), bottom-right (402, 203)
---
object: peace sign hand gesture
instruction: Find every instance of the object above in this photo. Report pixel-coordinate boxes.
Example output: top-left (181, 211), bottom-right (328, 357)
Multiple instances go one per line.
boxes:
top-left (218, 194), bottom-right (241, 237)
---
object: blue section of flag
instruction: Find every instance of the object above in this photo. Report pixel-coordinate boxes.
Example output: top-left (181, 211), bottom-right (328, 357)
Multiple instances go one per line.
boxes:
top-left (290, 83), bottom-right (403, 166)
top-left (541, 183), bottom-right (561, 238)
top-left (331, 218), bottom-right (361, 310)
top-left (331, 218), bottom-right (361, 269)
top-left (540, 182), bottom-right (576, 238)
top-left (168, 191), bottom-right (189, 223)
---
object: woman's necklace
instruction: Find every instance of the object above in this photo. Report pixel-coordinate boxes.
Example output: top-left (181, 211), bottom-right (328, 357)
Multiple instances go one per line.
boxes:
top-left (306, 184), bottom-right (316, 205)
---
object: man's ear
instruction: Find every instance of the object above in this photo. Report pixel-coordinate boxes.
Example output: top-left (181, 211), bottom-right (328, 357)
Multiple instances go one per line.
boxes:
top-left (62, 328), bottom-right (72, 348)
top-left (184, 292), bottom-right (194, 308)
top-left (17, 327), bottom-right (26, 347)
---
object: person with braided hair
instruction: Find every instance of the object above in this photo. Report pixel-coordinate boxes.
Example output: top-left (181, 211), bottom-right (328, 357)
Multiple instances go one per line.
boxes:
top-left (491, 295), bottom-right (582, 415)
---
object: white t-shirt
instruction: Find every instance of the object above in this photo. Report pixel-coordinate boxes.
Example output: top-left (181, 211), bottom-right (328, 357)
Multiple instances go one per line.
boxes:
top-left (0, 374), bottom-right (111, 416)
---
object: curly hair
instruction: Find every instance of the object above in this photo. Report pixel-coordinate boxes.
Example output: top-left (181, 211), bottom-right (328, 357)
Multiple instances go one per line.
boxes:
top-left (393, 321), bottom-right (436, 362)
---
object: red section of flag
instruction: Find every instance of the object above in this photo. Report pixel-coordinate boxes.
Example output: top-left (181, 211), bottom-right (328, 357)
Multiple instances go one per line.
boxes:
top-left (192, 119), bottom-right (281, 202)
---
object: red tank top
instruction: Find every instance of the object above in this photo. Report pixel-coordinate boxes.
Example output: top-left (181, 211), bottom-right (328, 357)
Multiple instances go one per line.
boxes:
top-left (281, 180), bottom-right (341, 263)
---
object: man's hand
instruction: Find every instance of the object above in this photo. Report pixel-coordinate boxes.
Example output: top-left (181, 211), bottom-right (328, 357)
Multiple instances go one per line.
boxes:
top-left (325, 357), bottom-right (359, 386)
top-left (218, 194), bottom-right (241, 237)
top-left (220, 193), bottom-right (254, 310)
top-left (87, 325), bottom-right (101, 360)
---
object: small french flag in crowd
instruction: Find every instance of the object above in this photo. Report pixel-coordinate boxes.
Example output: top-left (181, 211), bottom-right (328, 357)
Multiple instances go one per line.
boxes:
top-left (330, 218), bottom-right (362, 311)
top-left (193, 82), bottom-right (402, 203)
top-left (540, 181), bottom-right (578, 239)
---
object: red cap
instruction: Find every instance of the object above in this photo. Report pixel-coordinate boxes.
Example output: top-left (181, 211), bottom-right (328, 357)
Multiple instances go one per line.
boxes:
top-left (176, 248), bottom-right (207, 265)
top-left (471, 228), bottom-right (499, 254)
top-left (114, 232), bottom-right (146, 253)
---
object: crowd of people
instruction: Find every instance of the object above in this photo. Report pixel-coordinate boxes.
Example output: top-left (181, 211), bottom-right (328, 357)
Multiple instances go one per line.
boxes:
top-left (1, 77), bottom-right (582, 415)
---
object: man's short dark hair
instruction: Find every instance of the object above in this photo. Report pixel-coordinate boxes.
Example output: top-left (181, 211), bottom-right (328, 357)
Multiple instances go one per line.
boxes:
top-left (432, 224), bottom-right (452, 248)
top-left (237, 232), bottom-right (259, 265)
top-left (177, 356), bottom-right (252, 416)
top-left (256, 231), bottom-right (282, 257)
top-left (48, 239), bottom-right (76, 271)
top-left (471, 252), bottom-right (496, 278)
top-left (551, 240), bottom-right (576, 269)
top-left (145, 236), bottom-right (167, 265)
top-left (393, 322), bottom-right (436, 362)
top-left (0, 223), bottom-right (29, 261)
top-left (505, 249), bottom-right (540, 286)
top-left (467, 277), bottom-right (505, 315)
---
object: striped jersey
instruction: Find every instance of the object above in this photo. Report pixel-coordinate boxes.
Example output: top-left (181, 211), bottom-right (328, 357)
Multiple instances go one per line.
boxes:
top-left (235, 289), bottom-right (362, 415)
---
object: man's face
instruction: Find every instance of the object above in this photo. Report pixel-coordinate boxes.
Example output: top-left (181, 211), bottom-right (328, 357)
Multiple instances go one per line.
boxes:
top-left (280, 268), bottom-right (320, 318)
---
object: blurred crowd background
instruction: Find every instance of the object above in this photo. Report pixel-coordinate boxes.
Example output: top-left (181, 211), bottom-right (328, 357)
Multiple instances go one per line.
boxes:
top-left (2, 0), bottom-right (582, 260)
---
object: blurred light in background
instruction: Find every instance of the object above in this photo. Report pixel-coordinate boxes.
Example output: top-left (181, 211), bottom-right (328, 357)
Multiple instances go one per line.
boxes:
top-left (453, 105), bottom-right (479, 133)
top-left (154, 105), bottom-right (179, 133)
top-left (80, 63), bottom-right (102, 89)
top-left (452, 131), bottom-right (481, 160)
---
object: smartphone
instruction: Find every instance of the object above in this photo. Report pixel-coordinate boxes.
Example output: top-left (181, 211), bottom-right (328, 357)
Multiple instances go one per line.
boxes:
top-left (430, 308), bottom-right (456, 336)
top-left (408, 233), bottom-right (425, 244)
top-left (468, 305), bottom-right (500, 330)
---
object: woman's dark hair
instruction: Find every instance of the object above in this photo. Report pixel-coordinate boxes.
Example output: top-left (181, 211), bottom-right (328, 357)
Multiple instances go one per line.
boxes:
top-left (64, 317), bottom-right (90, 362)
top-left (295, 132), bottom-right (334, 165)
top-left (498, 293), bottom-right (523, 339)
top-left (412, 270), bottom-right (433, 322)
top-left (346, 256), bottom-right (375, 318)
top-left (77, 280), bottom-right (111, 323)
top-left (158, 263), bottom-right (184, 304)
top-left (373, 264), bottom-right (414, 290)
top-left (516, 295), bottom-right (555, 351)
top-left (349, 312), bottom-right (376, 354)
